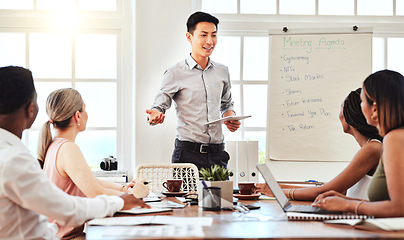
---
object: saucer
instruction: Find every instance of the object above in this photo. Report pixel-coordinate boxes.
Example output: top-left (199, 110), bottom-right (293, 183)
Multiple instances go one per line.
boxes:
top-left (161, 191), bottom-right (188, 197)
top-left (233, 193), bottom-right (261, 200)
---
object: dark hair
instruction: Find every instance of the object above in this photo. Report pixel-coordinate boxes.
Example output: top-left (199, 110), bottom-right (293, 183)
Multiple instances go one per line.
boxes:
top-left (343, 88), bottom-right (382, 141)
top-left (363, 69), bottom-right (404, 136)
top-left (186, 11), bottom-right (219, 34)
top-left (0, 66), bottom-right (36, 114)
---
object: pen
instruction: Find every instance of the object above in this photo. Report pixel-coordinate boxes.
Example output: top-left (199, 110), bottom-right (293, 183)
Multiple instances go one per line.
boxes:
top-left (237, 202), bottom-right (250, 212)
top-left (201, 179), bottom-right (208, 188)
top-left (233, 205), bottom-right (246, 213)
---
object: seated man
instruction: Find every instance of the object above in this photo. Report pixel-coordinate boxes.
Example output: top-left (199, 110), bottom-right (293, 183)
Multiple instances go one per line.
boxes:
top-left (0, 66), bottom-right (150, 239)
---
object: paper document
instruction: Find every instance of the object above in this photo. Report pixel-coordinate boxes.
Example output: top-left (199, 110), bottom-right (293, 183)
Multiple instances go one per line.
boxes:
top-left (88, 216), bottom-right (155, 226)
top-left (205, 115), bottom-right (251, 125)
top-left (101, 225), bottom-right (204, 238)
top-left (325, 217), bottom-right (404, 231)
top-left (258, 195), bottom-right (276, 200)
top-left (88, 215), bottom-right (213, 227)
top-left (152, 216), bottom-right (213, 226)
top-left (119, 207), bottom-right (172, 215)
top-left (147, 201), bottom-right (186, 209)
top-left (143, 192), bottom-right (162, 202)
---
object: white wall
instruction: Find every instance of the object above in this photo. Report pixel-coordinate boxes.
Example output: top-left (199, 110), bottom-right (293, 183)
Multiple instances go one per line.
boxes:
top-left (134, 0), bottom-right (192, 172)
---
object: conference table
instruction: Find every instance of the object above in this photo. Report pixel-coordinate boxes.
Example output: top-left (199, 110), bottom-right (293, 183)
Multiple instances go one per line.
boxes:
top-left (86, 196), bottom-right (404, 240)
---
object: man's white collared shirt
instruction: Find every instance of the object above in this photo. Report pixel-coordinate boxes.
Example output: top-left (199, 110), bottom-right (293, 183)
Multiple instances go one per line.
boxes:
top-left (0, 128), bottom-right (123, 239)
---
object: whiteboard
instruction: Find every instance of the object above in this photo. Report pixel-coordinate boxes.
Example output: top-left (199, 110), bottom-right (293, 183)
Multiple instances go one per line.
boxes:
top-left (269, 32), bottom-right (372, 161)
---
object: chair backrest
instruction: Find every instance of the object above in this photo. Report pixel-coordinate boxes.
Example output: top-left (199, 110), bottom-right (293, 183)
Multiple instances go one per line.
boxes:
top-left (135, 163), bottom-right (199, 192)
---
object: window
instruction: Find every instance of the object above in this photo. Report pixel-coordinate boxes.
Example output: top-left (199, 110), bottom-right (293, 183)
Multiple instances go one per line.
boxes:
top-left (319, 0), bottom-right (354, 15)
top-left (279, 0), bottom-right (315, 15)
top-left (201, 0), bottom-right (237, 14)
top-left (387, 38), bottom-right (404, 74)
top-left (211, 34), bottom-right (268, 164)
top-left (357, 0), bottom-right (393, 16)
top-left (240, 0), bottom-right (276, 14)
top-left (198, 0), bottom-right (404, 164)
top-left (398, 0), bottom-right (404, 15)
top-left (1, 0), bottom-right (132, 169)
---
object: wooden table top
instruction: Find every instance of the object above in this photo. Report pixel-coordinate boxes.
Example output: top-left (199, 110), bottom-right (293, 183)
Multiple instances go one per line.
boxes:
top-left (86, 197), bottom-right (404, 240)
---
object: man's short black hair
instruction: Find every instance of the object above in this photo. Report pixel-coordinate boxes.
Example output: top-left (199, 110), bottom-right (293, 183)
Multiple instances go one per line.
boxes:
top-left (0, 66), bottom-right (36, 114)
top-left (186, 11), bottom-right (219, 34)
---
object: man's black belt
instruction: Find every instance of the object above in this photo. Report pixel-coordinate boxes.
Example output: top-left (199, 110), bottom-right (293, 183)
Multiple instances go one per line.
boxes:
top-left (175, 139), bottom-right (225, 154)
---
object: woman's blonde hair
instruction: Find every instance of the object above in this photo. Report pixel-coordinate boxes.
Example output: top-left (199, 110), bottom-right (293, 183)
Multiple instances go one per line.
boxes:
top-left (37, 88), bottom-right (83, 168)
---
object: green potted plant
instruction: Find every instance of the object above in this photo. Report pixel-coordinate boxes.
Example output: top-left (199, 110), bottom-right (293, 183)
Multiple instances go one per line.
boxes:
top-left (198, 165), bottom-right (234, 208)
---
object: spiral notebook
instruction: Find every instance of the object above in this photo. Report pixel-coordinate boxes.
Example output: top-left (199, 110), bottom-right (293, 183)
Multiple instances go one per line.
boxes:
top-left (256, 164), bottom-right (373, 220)
top-left (286, 212), bottom-right (372, 221)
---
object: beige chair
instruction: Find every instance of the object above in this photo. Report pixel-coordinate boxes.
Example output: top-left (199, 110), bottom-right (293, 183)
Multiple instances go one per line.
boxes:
top-left (135, 163), bottom-right (199, 193)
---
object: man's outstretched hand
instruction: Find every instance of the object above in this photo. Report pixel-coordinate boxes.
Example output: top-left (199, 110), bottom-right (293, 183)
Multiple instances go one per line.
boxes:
top-left (146, 109), bottom-right (165, 125)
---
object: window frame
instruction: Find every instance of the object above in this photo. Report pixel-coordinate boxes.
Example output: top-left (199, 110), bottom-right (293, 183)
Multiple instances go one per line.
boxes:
top-left (0, 0), bottom-right (135, 170)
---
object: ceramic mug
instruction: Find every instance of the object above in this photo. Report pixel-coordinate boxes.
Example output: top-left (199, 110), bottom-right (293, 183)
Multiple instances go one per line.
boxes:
top-left (238, 182), bottom-right (255, 195)
top-left (162, 179), bottom-right (183, 192)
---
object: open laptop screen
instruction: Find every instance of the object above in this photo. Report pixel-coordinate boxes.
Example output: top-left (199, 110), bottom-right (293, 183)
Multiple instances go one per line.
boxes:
top-left (257, 164), bottom-right (291, 210)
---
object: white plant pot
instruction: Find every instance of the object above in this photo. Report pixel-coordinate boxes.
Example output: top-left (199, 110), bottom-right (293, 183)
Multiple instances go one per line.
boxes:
top-left (198, 180), bottom-right (233, 208)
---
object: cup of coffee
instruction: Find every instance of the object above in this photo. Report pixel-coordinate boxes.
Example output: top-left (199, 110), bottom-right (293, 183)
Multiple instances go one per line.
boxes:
top-left (162, 179), bottom-right (183, 192)
top-left (238, 182), bottom-right (255, 195)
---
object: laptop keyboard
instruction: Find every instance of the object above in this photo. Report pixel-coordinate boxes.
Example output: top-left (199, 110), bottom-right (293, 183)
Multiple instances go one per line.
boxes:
top-left (288, 205), bottom-right (322, 213)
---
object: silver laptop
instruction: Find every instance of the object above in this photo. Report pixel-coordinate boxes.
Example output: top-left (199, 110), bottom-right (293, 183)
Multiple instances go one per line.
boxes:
top-left (256, 164), bottom-right (340, 214)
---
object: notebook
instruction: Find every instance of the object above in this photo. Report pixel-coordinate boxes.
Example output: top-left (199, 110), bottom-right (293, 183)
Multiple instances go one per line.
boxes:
top-left (119, 207), bottom-right (173, 215)
top-left (256, 164), bottom-right (373, 220)
top-left (324, 217), bottom-right (404, 231)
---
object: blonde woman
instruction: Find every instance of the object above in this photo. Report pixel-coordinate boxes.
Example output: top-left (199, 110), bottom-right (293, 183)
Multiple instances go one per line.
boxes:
top-left (38, 88), bottom-right (148, 239)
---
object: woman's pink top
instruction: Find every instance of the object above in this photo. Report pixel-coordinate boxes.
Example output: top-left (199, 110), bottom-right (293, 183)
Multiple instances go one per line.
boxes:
top-left (43, 138), bottom-right (86, 239)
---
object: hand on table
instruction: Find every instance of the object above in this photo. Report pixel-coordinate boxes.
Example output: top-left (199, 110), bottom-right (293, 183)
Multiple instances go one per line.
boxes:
top-left (119, 192), bottom-right (151, 210)
top-left (255, 183), bottom-right (274, 197)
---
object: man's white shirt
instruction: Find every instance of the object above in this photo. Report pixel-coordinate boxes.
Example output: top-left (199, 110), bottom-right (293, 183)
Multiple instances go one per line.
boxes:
top-left (0, 128), bottom-right (124, 239)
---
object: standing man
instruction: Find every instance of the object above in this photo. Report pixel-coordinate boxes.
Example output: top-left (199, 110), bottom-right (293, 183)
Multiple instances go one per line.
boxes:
top-left (0, 66), bottom-right (149, 239)
top-left (146, 12), bottom-right (240, 170)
